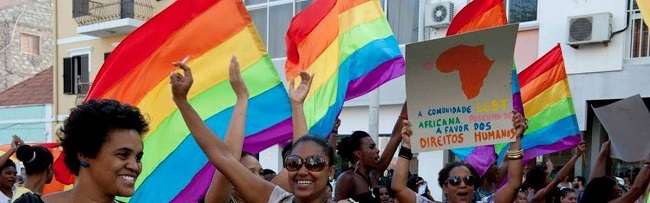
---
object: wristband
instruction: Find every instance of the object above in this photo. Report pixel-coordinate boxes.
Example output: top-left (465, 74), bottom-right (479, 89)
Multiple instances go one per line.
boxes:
top-left (399, 115), bottom-right (408, 120)
top-left (330, 130), bottom-right (338, 134)
top-left (399, 147), bottom-right (413, 160)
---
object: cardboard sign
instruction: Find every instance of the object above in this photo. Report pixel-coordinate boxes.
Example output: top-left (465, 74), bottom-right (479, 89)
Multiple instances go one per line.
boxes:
top-left (405, 24), bottom-right (518, 153)
top-left (593, 94), bottom-right (650, 162)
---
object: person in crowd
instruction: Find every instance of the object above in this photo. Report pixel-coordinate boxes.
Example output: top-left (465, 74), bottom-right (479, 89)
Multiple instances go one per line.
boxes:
top-left (12, 144), bottom-right (54, 202)
top-left (334, 104), bottom-right (406, 202)
top-left (42, 99), bottom-right (149, 203)
top-left (373, 185), bottom-right (391, 203)
top-left (555, 187), bottom-right (577, 203)
top-left (515, 188), bottom-right (527, 203)
top-left (263, 169), bottom-right (278, 182)
top-left (572, 176), bottom-right (586, 192)
top-left (393, 111), bottom-right (526, 203)
top-left (558, 176), bottom-right (573, 189)
top-left (326, 182), bottom-right (333, 202)
top-left (582, 140), bottom-right (650, 203)
top-left (0, 135), bottom-right (23, 202)
top-left (171, 58), bottom-right (335, 202)
top-left (406, 175), bottom-right (439, 203)
top-left (473, 162), bottom-right (501, 201)
top-left (528, 142), bottom-right (585, 203)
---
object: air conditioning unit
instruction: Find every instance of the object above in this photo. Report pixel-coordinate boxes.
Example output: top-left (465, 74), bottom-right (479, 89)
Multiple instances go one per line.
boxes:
top-left (567, 12), bottom-right (612, 47)
top-left (425, 1), bottom-right (454, 28)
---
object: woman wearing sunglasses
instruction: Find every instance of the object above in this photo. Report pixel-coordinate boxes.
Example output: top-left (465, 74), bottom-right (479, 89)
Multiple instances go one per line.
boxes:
top-left (171, 59), bottom-right (335, 203)
top-left (393, 111), bottom-right (527, 203)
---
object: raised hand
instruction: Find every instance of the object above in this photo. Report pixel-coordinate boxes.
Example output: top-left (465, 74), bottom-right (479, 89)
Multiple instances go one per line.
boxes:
top-left (512, 111), bottom-right (528, 139)
top-left (228, 56), bottom-right (248, 99)
top-left (11, 135), bottom-right (23, 150)
top-left (171, 58), bottom-right (194, 101)
top-left (332, 118), bottom-right (341, 132)
top-left (401, 120), bottom-right (412, 148)
top-left (288, 71), bottom-right (313, 104)
top-left (577, 141), bottom-right (586, 154)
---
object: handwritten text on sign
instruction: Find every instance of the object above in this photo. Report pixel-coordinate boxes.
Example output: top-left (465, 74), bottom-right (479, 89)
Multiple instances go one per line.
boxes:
top-left (405, 24), bottom-right (519, 153)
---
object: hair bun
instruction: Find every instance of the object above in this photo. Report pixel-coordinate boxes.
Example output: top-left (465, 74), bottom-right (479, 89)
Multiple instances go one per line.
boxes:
top-left (16, 145), bottom-right (35, 163)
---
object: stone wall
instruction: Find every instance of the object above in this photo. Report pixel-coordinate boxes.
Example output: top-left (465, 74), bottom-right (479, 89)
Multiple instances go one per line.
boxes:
top-left (0, 0), bottom-right (53, 92)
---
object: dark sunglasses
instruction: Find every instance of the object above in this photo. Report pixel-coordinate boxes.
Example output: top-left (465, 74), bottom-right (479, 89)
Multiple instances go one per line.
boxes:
top-left (446, 175), bottom-right (476, 186)
top-left (284, 155), bottom-right (329, 172)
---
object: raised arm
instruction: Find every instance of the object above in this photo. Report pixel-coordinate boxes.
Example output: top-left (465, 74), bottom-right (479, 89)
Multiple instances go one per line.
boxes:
top-left (492, 111), bottom-right (526, 203)
top-left (610, 152), bottom-right (650, 203)
top-left (272, 72), bottom-right (313, 192)
top-left (589, 140), bottom-right (610, 181)
top-left (392, 119), bottom-right (417, 203)
top-left (375, 103), bottom-right (407, 176)
top-left (328, 118), bottom-right (340, 152)
top-left (0, 135), bottom-right (22, 167)
top-left (497, 155), bottom-right (509, 183)
top-left (205, 57), bottom-right (250, 203)
top-left (289, 72), bottom-right (313, 143)
top-left (532, 142), bottom-right (586, 202)
top-left (171, 60), bottom-right (273, 203)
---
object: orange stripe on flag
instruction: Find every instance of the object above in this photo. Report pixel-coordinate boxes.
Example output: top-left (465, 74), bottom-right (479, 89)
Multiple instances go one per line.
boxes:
top-left (456, 5), bottom-right (507, 34)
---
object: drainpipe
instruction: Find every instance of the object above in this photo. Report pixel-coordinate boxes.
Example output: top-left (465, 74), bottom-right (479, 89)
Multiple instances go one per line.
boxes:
top-left (52, 0), bottom-right (59, 127)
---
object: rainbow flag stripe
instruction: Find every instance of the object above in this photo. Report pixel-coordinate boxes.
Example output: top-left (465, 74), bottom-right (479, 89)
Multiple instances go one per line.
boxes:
top-left (85, 0), bottom-right (292, 202)
top-left (285, 0), bottom-right (405, 135)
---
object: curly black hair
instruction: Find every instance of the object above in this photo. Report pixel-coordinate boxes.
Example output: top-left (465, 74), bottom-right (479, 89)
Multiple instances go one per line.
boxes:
top-left (523, 165), bottom-right (548, 191)
top-left (336, 131), bottom-right (370, 162)
top-left (16, 145), bottom-right (53, 175)
top-left (292, 135), bottom-right (334, 166)
top-left (0, 159), bottom-right (15, 172)
top-left (437, 162), bottom-right (480, 188)
top-left (61, 99), bottom-right (149, 175)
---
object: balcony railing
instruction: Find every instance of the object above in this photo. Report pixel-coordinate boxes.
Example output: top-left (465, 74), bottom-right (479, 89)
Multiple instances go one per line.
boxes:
top-left (73, 0), bottom-right (153, 26)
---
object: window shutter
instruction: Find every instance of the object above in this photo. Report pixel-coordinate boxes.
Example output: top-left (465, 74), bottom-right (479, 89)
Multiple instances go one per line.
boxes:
top-left (63, 57), bottom-right (75, 94)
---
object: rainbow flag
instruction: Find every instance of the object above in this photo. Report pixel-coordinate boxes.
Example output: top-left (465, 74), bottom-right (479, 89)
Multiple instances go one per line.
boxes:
top-left (504, 44), bottom-right (581, 164)
top-left (285, 0), bottom-right (404, 135)
top-left (85, 0), bottom-right (292, 202)
top-left (445, 0), bottom-right (511, 176)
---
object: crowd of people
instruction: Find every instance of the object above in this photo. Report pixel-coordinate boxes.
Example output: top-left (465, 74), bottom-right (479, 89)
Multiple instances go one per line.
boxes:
top-left (1, 57), bottom-right (649, 203)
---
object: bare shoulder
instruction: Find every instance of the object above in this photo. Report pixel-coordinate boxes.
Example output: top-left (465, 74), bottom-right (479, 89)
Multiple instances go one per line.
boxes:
top-left (336, 171), bottom-right (354, 183)
top-left (41, 191), bottom-right (71, 203)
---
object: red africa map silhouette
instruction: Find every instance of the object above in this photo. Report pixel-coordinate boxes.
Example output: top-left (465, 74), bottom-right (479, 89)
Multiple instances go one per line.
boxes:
top-left (436, 45), bottom-right (494, 100)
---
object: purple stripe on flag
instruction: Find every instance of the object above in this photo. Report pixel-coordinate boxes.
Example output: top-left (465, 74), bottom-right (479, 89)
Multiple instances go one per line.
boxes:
top-left (345, 57), bottom-right (405, 100)
top-left (171, 164), bottom-right (214, 202)
top-left (172, 118), bottom-right (293, 202)
top-left (242, 118), bottom-right (293, 153)
top-left (465, 145), bottom-right (497, 176)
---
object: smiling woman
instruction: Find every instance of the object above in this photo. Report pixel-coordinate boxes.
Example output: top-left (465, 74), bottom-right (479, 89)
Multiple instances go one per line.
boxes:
top-left (42, 99), bottom-right (149, 203)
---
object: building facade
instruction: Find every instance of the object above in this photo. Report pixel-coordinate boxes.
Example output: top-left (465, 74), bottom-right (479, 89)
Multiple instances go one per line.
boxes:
top-left (0, 0), bottom-right (54, 92)
top-left (53, 0), bottom-right (649, 200)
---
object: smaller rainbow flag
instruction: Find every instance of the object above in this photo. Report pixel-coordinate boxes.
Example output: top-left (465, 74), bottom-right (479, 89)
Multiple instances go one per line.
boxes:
top-left (285, 0), bottom-right (405, 135)
top-left (501, 44), bottom-right (581, 164)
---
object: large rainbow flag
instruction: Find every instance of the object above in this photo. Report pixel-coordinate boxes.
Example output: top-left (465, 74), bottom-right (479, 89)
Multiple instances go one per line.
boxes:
top-left (285, 0), bottom-right (405, 135)
top-left (85, 0), bottom-right (292, 202)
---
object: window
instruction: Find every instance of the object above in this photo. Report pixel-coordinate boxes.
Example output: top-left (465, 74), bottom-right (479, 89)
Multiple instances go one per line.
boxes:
top-left (63, 55), bottom-right (90, 95)
top-left (506, 0), bottom-right (537, 23)
top-left (246, 0), bottom-right (313, 58)
top-left (20, 34), bottom-right (39, 55)
top-left (629, 0), bottom-right (649, 58)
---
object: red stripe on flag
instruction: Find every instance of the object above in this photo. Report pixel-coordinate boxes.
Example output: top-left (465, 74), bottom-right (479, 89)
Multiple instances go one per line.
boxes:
top-left (86, 0), bottom-right (220, 100)
top-left (518, 44), bottom-right (564, 86)
top-left (446, 0), bottom-right (505, 36)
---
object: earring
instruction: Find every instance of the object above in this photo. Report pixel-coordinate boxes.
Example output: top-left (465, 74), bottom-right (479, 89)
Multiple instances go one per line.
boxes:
top-left (80, 161), bottom-right (89, 168)
top-left (353, 160), bottom-right (360, 173)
